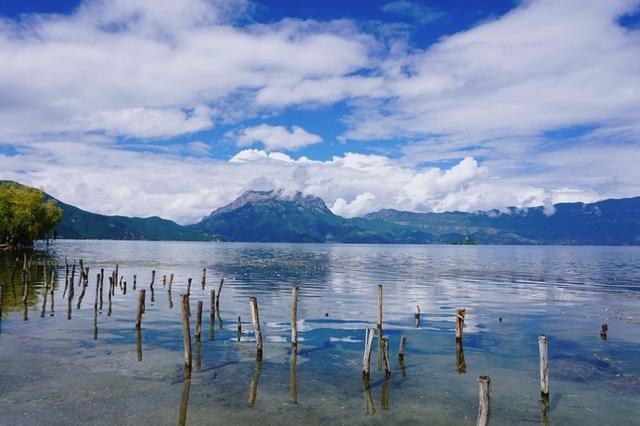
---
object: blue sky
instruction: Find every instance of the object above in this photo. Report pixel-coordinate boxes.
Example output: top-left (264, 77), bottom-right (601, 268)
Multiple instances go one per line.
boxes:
top-left (1, 0), bottom-right (639, 223)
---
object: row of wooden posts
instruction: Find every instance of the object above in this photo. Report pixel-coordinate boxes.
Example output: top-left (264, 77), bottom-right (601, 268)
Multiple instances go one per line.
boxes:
top-left (3, 257), bottom-right (578, 424)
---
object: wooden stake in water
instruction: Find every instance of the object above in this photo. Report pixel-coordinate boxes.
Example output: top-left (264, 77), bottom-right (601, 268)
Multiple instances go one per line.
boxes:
top-left (237, 316), bottom-right (242, 341)
top-left (477, 376), bottom-right (491, 426)
top-left (216, 278), bottom-right (224, 309)
top-left (195, 301), bottom-right (203, 341)
top-left (398, 335), bottom-right (407, 359)
top-left (538, 335), bottom-right (549, 396)
top-left (600, 324), bottom-right (608, 340)
top-left (180, 294), bottom-right (192, 370)
top-left (291, 285), bottom-right (299, 348)
top-left (455, 308), bottom-right (466, 341)
top-left (150, 270), bottom-right (156, 289)
top-left (168, 273), bottom-right (174, 291)
top-left (163, 275), bottom-right (166, 286)
top-left (133, 274), bottom-right (137, 290)
top-left (249, 296), bottom-right (263, 357)
top-left (377, 284), bottom-right (383, 329)
top-left (135, 289), bottom-right (146, 330)
top-left (382, 338), bottom-right (392, 375)
top-left (201, 268), bottom-right (206, 289)
top-left (210, 289), bottom-right (216, 319)
top-left (362, 327), bottom-right (375, 378)
top-left (94, 274), bottom-right (100, 309)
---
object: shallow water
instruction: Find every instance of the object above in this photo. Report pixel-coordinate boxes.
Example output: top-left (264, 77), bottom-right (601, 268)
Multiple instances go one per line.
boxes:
top-left (0, 241), bottom-right (639, 425)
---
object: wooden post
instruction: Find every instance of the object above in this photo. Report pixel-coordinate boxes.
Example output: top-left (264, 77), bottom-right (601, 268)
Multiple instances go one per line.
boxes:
top-left (180, 294), bottom-right (192, 370)
top-left (538, 335), bottom-right (549, 396)
top-left (377, 284), bottom-right (383, 329)
top-left (163, 275), bottom-right (166, 286)
top-left (168, 273), bottom-right (174, 291)
top-left (187, 278), bottom-right (192, 295)
top-left (133, 274), bottom-right (137, 290)
top-left (114, 264), bottom-right (119, 289)
top-left (94, 274), bottom-right (100, 309)
top-left (291, 285), bottom-right (299, 347)
top-left (477, 376), bottom-right (491, 426)
top-left (415, 305), bottom-right (420, 319)
top-left (201, 268), bottom-right (206, 289)
top-left (135, 289), bottom-right (146, 329)
top-left (210, 289), bottom-right (215, 319)
top-left (150, 270), bottom-right (155, 289)
top-left (123, 280), bottom-right (127, 295)
top-left (249, 296), bottom-right (263, 357)
top-left (398, 335), bottom-right (407, 358)
top-left (237, 316), bottom-right (242, 341)
top-left (600, 324), bottom-right (608, 340)
top-left (362, 327), bottom-right (375, 378)
top-left (382, 338), bottom-right (392, 375)
top-left (455, 308), bottom-right (466, 341)
top-left (195, 301), bottom-right (203, 340)
top-left (216, 278), bottom-right (224, 309)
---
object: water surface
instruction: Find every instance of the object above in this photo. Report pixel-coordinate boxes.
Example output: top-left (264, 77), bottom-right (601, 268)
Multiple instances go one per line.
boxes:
top-left (1, 241), bottom-right (639, 425)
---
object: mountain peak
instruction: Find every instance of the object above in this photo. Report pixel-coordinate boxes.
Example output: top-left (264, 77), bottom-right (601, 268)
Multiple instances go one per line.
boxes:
top-left (209, 189), bottom-right (332, 217)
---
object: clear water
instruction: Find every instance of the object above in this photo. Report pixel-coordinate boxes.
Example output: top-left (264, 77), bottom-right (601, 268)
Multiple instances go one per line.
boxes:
top-left (1, 241), bottom-right (639, 425)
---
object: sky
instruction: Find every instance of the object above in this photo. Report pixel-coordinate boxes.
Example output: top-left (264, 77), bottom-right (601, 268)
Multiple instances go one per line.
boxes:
top-left (0, 0), bottom-right (639, 224)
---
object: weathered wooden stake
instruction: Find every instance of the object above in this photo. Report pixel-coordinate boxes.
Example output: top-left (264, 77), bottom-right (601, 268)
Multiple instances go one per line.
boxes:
top-left (201, 268), bottom-right (206, 289)
top-left (600, 324), bottom-right (608, 340)
top-left (216, 278), bottom-right (224, 309)
top-left (168, 273), bottom-right (174, 291)
top-left (249, 296), bottom-right (263, 357)
top-left (180, 294), bottom-right (192, 370)
top-left (398, 335), bottom-right (407, 358)
top-left (150, 270), bottom-right (156, 289)
top-left (195, 301), bottom-right (203, 340)
top-left (477, 376), bottom-right (491, 426)
top-left (362, 327), bottom-right (375, 378)
top-left (455, 308), bottom-right (466, 341)
top-left (291, 285), bottom-right (299, 347)
top-left (163, 275), bottom-right (166, 286)
top-left (415, 305), bottom-right (420, 319)
top-left (94, 274), bottom-right (100, 309)
top-left (382, 338), bottom-right (392, 375)
top-left (210, 289), bottom-right (216, 319)
top-left (237, 316), bottom-right (242, 341)
top-left (377, 284), bottom-right (383, 329)
top-left (539, 335), bottom-right (549, 396)
top-left (187, 278), bottom-right (192, 295)
top-left (133, 274), bottom-right (137, 290)
top-left (114, 264), bottom-right (119, 289)
top-left (135, 289), bottom-right (146, 329)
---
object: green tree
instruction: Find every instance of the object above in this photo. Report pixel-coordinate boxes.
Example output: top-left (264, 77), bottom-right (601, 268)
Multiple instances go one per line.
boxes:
top-left (0, 183), bottom-right (62, 249)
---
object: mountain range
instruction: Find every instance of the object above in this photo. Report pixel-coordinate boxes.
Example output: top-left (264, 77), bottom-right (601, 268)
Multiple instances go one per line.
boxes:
top-left (4, 181), bottom-right (640, 245)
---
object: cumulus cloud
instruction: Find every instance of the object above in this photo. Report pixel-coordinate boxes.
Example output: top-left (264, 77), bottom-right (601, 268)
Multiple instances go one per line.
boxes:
top-left (236, 124), bottom-right (322, 151)
top-left (0, 0), bottom-right (372, 140)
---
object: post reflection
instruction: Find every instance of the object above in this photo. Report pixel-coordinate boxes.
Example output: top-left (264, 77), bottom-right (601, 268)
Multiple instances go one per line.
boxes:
top-left (290, 347), bottom-right (298, 404)
top-left (362, 377), bottom-right (376, 415)
top-left (178, 369), bottom-right (191, 426)
top-left (455, 340), bottom-right (466, 374)
top-left (247, 355), bottom-right (262, 407)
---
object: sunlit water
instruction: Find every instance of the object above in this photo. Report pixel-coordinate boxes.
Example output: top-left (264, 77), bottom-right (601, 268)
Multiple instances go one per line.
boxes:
top-left (1, 241), bottom-right (639, 425)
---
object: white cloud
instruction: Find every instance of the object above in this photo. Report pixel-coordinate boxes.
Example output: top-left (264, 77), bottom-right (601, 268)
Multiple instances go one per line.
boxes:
top-left (0, 0), bottom-right (373, 140)
top-left (236, 124), bottom-right (322, 151)
top-left (332, 192), bottom-right (377, 218)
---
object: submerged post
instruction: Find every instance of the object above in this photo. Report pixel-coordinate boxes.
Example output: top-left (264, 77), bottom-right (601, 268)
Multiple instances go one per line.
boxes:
top-left (180, 294), bottom-right (192, 370)
top-left (201, 268), bottom-right (206, 289)
top-left (362, 327), bottom-right (375, 378)
top-left (291, 285), bottom-right (299, 348)
top-left (477, 376), bottom-right (491, 426)
top-left (455, 308), bottom-right (466, 341)
top-left (249, 296), bottom-right (263, 357)
top-left (539, 335), bottom-right (549, 396)
top-left (150, 270), bottom-right (156, 289)
top-left (382, 338), bottom-right (392, 375)
top-left (377, 284), bottom-right (383, 329)
top-left (600, 324), bottom-right (608, 340)
top-left (398, 335), bottom-right (407, 359)
top-left (135, 289), bottom-right (146, 330)
top-left (195, 301), bottom-right (203, 341)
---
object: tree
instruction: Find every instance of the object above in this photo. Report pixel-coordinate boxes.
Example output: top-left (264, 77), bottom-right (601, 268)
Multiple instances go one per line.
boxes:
top-left (0, 183), bottom-right (62, 249)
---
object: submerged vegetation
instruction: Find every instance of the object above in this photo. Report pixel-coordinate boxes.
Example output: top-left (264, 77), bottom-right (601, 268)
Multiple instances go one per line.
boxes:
top-left (0, 183), bottom-right (62, 250)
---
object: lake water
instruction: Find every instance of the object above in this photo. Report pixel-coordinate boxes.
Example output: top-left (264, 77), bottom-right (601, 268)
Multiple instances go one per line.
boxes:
top-left (1, 241), bottom-right (639, 425)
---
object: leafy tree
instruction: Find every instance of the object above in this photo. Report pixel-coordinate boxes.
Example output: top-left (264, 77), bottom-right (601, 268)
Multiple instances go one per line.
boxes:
top-left (0, 183), bottom-right (62, 249)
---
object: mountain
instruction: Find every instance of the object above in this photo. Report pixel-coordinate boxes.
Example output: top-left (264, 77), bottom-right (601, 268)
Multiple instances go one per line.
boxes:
top-left (191, 190), bottom-right (434, 243)
top-left (364, 197), bottom-right (640, 245)
top-left (1, 181), bottom-right (213, 241)
top-left (4, 181), bottom-right (640, 245)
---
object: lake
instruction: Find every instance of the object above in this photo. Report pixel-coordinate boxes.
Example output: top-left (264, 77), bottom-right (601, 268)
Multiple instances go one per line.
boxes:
top-left (1, 241), bottom-right (639, 425)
